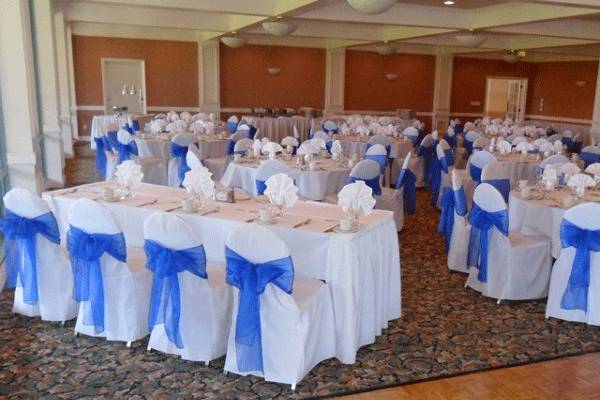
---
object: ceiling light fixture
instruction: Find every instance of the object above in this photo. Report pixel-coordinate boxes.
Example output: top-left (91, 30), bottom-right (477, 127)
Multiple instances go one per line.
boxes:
top-left (444, 0), bottom-right (455, 5)
top-left (375, 41), bottom-right (399, 56)
top-left (455, 32), bottom-right (486, 47)
top-left (502, 50), bottom-right (521, 64)
top-left (220, 34), bottom-right (247, 48)
top-left (346, 0), bottom-right (396, 14)
top-left (262, 20), bottom-right (298, 36)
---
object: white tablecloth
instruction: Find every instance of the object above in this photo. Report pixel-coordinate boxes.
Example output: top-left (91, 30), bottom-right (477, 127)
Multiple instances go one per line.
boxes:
top-left (220, 157), bottom-right (351, 201)
top-left (44, 182), bottom-right (401, 364)
top-left (242, 116), bottom-right (312, 142)
top-left (90, 115), bottom-right (127, 149)
top-left (509, 187), bottom-right (600, 258)
top-left (494, 153), bottom-right (541, 185)
top-left (135, 134), bottom-right (229, 162)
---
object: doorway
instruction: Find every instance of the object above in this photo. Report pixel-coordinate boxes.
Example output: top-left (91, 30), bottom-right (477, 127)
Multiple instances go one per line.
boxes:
top-left (484, 77), bottom-right (528, 122)
top-left (101, 58), bottom-right (146, 115)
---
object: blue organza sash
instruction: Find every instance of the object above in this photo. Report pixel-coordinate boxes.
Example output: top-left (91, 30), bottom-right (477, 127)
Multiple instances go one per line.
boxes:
top-left (227, 121), bottom-right (238, 134)
top-left (348, 176), bottom-right (382, 196)
top-left (256, 180), bottom-right (267, 195)
top-left (580, 152), bottom-right (600, 167)
top-left (106, 131), bottom-right (119, 152)
top-left (145, 240), bottom-right (207, 348)
top-left (559, 221), bottom-right (600, 312)
top-left (225, 247), bottom-right (294, 373)
top-left (0, 210), bottom-right (60, 304)
top-left (123, 120), bottom-right (140, 134)
top-left (443, 149), bottom-right (455, 169)
top-left (94, 137), bottom-right (107, 178)
top-left (465, 140), bottom-right (474, 156)
top-left (67, 226), bottom-right (127, 333)
top-left (117, 140), bottom-right (139, 164)
top-left (395, 168), bottom-right (416, 214)
top-left (227, 139), bottom-right (236, 155)
top-left (470, 164), bottom-right (482, 183)
top-left (170, 143), bottom-right (191, 185)
top-left (467, 204), bottom-right (509, 282)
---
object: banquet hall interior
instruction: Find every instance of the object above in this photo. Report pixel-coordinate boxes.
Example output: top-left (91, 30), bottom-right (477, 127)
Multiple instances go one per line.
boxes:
top-left (2, 0), bottom-right (600, 398)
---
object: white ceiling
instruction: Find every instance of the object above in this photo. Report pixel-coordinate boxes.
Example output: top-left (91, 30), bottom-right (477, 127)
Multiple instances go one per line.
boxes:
top-left (58, 0), bottom-right (600, 61)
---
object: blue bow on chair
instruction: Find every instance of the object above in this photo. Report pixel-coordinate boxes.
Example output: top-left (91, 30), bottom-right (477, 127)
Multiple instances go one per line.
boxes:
top-left (580, 151), bottom-right (600, 167)
top-left (67, 226), bottom-right (127, 333)
top-left (227, 139), bottom-right (236, 156)
top-left (482, 178), bottom-right (510, 203)
top-left (395, 167), bottom-right (416, 214)
top-left (225, 247), bottom-right (294, 373)
top-left (106, 131), bottom-right (119, 152)
top-left (443, 149), bottom-right (454, 170)
top-left (465, 140), bottom-right (474, 156)
top-left (559, 220), bottom-right (600, 313)
top-left (117, 140), bottom-right (139, 164)
top-left (94, 137), bottom-right (108, 178)
top-left (255, 180), bottom-right (267, 195)
top-left (170, 143), bottom-right (191, 186)
top-left (0, 210), bottom-right (60, 304)
top-left (469, 164), bottom-right (483, 183)
top-left (123, 120), bottom-right (140, 134)
top-left (467, 204), bottom-right (509, 283)
top-left (144, 240), bottom-right (207, 348)
top-left (348, 176), bottom-right (382, 196)
top-left (430, 158), bottom-right (442, 206)
top-left (438, 188), bottom-right (455, 252)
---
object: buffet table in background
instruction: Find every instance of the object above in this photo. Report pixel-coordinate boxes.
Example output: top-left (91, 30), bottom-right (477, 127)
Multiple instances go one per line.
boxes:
top-left (242, 116), bottom-right (312, 142)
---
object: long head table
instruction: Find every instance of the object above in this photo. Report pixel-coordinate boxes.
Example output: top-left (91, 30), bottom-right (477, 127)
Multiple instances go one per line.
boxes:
top-left (43, 182), bottom-right (401, 364)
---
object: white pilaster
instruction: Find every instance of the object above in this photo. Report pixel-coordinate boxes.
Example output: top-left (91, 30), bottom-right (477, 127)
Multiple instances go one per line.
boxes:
top-left (66, 23), bottom-right (80, 139)
top-left (0, 0), bottom-right (44, 193)
top-left (198, 39), bottom-right (220, 116)
top-left (432, 51), bottom-right (454, 133)
top-left (31, 0), bottom-right (66, 186)
top-left (324, 48), bottom-right (346, 114)
top-left (591, 57), bottom-right (600, 142)
top-left (53, 7), bottom-right (74, 157)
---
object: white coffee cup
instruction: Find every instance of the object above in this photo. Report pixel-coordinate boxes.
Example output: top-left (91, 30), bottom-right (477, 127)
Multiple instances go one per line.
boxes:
top-left (102, 187), bottom-right (114, 202)
top-left (182, 198), bottom-right (195, 213)
top-left (347, 159), bottom-right (355, 168)
top-left (309, 161), bottom-right (318, 171)
top-left (518, 180), bottom-right (528, 190)
top-left (259, 208), bottom-right (271, 222)
top-left (340, 217), bottom-right (352, 232)
top-left (520, 186), bottom-right (531, 199)
top-left (234, 153), bottom-right (241, 162)
top-left (563, 195), bottom-right (575, 208)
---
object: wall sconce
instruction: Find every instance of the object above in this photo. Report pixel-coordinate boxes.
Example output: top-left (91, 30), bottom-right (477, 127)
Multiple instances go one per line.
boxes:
top-left (575, 80), bottom-right (586, 88)
top-left (267, 67), bottom-right (281, 76)
top-left (121, 84), bottom-right (137, 95)
top-left (386, 73), bottom-right (398, 81)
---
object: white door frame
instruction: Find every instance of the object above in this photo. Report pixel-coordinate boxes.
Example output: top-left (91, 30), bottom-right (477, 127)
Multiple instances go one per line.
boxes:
top-left (101, 57), bottom-right (147, 115)
top-left (484, 76), bottom-right (528, 122)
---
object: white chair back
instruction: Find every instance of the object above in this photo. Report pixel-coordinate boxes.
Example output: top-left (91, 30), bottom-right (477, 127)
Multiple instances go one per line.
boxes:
top-left (226, 224), bottom-right (289, 264)
top-left (368, 134), bottom-right (391, 148)
top-left (144, 212), bottom-right (200, 251)
top-left (350, 159), bottom-right (380, 180)
top-left (234, 138), bottom-right (253, 153)
top-left (481, 161), bottom-right (509, 182)
top-left (563, 202), bottom-right (600, 231)
top-left (322, 120), bottom-right (337, 133)
top-left (68, 198), bottom-right (121, 235)
top-left (4, 188), bottom-right (51, 218)
top-left (464, 130), bottom-right (480, 143)
top-left (172, 132), bottom-right (197, 147)
top-left (473, 137), bottom-right (489, 150)
top-left (365, 143), bottom-right (387, 156)
top-left (227, 116), bottom-right (238, 124)
top-left (402, 126), bottom-right (419, 139)
top-left (255, 160), bottom-right (290, 181)
top-left (473, 183), bottom-right (506, 213)
top-left (540, 154), bottom-right (568, 169)
top-left (469, 150), bottom-right (497, 169)
top-left (281, 136), bottom-right (299, 147)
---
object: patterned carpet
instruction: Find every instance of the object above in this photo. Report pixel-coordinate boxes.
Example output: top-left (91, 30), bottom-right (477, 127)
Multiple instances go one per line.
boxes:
top-left (1, 142), bottom-right (600, 399)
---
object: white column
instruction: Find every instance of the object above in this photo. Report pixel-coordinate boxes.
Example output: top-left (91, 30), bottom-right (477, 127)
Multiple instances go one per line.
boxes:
top-left (324, 48), bottom-right (345, 114)
top-left (198, 39), bottom-right (220, 116)
top-left (591, 57), bottom-right (600, 142)
top-left (53, 7), bottom-right (74, 157)
top-left (0, 0), bottom-right (45, 193)
top-left (31, 0), bottom-right (66, 186)
top-left (66, 23), bottom-right (80, 139)
top-left (432, 51), bottom-right (453, 132)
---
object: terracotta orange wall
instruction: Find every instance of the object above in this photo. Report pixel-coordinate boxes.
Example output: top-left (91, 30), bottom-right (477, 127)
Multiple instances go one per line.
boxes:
top-left (344, 50), bottom-right (436, 115)
top-left (220, 44), bottom-right (325, 110)
top-left (72, 35), bottom-right (198, 135)
top-left (450, 57), bottom-right (537, 116)
top-left (528, 61), bottom-right (598, 120)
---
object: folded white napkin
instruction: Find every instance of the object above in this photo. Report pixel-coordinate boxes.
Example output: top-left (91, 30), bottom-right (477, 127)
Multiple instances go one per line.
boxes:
top-left (560, 162), bottom-right (581, 176)
top-left (115, 160), bottom-right (144, 187)
top-left (182, 166), bottom-right (215, 198)
top-left (262, 141), bottom-right (283, 155)
top-left (496, 140), bottom-right (512, 153)
top-left (542, 167), bottom-right (558, 183)
top-left (331, 140), bottom-right (343, 155)
top-left (567, 173), bottom-right (595, 189)
top-left (252, 139), bottom-right (263, 154)
top-left (585, 162), bottom-right (600, 178)
top-left (264, 173), bottom-right (298, 208)
top-left (356, 125), bottom-right (370, 136)
top-left (337, 181), bottom-right (376, 216)
top-left (515, 141), bottom-right (533, 153)
top-left (150, 119), bottom-right (167, 134)
top-left (167, 111), bottom-right (180, 122)
top-left (297, 142), bottom-right (319, 156)
top-left (553, 140), bottom-right (564, 152)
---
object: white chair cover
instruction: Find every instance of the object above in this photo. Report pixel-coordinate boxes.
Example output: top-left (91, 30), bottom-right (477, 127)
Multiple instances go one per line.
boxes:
top-left (255, 160), bottom-right (290, 182)
top-left (447, 170), bottom-right (471, 273)
top-left (368, 134), bottom-right (391, 148)
top-left (402, 126), bottom-right (419, 142)
top-left (481, 161), bottom-right (511, 202)
top-left (465, 183), bottom-right (552, 301)
top-left (223, 224), bottom-right (336, 387)
top-left (546, 203), bottom-right (600, 325)
top-left (186, 146), bottom-right (204, 170)
top-left (312, 131), bottom-right (329, 141)
top-left (68, 198), bottom-right (152, 342)
top-left (144, 213), bottom-right (231, 362)
top-left (234, 138), bottom-right (254, 154)
top-left (168, 132), bottom-right (197, 187)
top-left (540, 154), bottom-right (568, 170)
top-left (5, 188), bottom-right (78, 322)
top-left (473, 137), bottom-right (490, 151)
top-left (280, 136), bottom-right (299, 148)
top-left (118, 129), bottom-right (167, 186)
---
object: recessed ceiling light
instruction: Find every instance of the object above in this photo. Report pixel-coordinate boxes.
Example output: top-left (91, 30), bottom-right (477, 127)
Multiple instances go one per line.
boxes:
top-left (444, 0), bottom-right (455, 5)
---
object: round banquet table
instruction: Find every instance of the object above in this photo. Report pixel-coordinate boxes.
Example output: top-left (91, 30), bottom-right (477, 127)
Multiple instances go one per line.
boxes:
top-left (220, 156), bottom-right (351, 201)
top-left (509, 186), bottom-right (600, 258)
top-left (494, 153), bottom-right (541, 185)
top-left (135, 133), bottom-right (229, 162)
top-left (242, 116), bottom-right (312, 142)
top-left (337, 135), bottom-right (413, 159)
